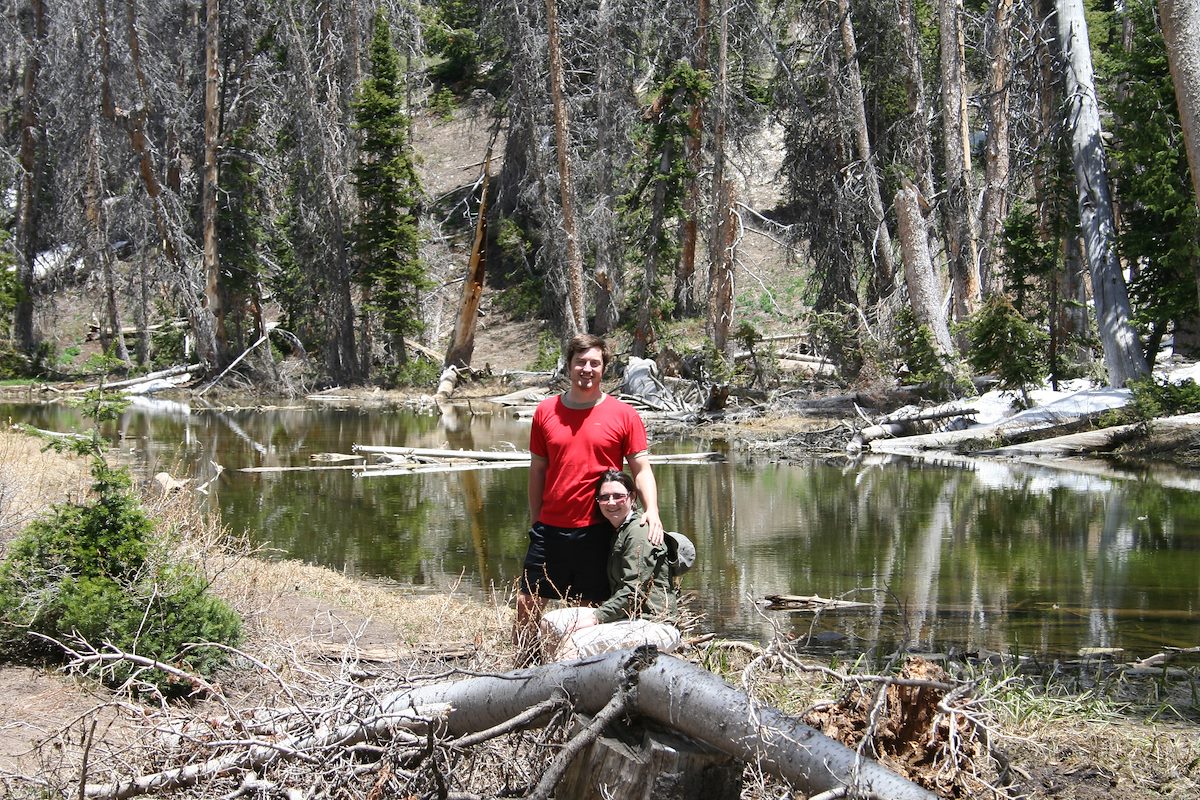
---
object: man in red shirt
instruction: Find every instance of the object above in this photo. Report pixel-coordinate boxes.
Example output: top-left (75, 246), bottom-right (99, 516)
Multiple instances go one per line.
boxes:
top-left (513, 334), bottom-right (664, 660)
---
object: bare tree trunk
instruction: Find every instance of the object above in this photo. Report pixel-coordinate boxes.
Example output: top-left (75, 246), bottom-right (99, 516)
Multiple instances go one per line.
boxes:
top-left (707, 0), bottom-right (735, 356)
top-left (201, 0), bottom-right (225, 362)
top-left (896, 181), bottom-right (956, 358)
top-left (592, 0), bottom-right (622, 335)
top-left (120, 0), bottom-right (219, 370)
top-left (978, 0), bottom-right (1014, 295)
top-left (86, 123), bottom-right (130, 366)
top-left (545, 0), bottom-right (586, 336)
top-left (674, 0), bottom-right (709, 319)
top-left (939, 0), bottom-right (982, 319)
top-left (834, 0), bottom-right (896, 299)
top-left (897, 0), bottom-right (940, 247)
top-left (1157, 0), bottom-right (1200, 319)
top-left (283, 4), bottom-right (358, 382)
top-left (13, 0), bottom-right (46, 357)
top-left (1054, 0), bottom-right (1148, 385)
top-left (444, 151), bottom-right (494, 369)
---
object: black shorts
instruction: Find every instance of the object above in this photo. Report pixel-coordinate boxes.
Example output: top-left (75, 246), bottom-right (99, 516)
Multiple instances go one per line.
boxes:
top-left (519, 521), bottom-right (613, 604)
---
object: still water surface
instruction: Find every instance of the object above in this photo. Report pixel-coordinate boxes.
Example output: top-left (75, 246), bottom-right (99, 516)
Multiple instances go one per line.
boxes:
top-left (5, 398), bottom-right (1199, 660)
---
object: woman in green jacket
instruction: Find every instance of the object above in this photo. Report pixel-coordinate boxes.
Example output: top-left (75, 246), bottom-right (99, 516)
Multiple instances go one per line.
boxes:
top-left (539, 470), bottom-right (691, 660)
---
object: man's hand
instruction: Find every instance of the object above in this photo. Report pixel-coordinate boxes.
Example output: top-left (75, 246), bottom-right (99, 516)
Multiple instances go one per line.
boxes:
top-left (639, 508), bottom-right (665, 546)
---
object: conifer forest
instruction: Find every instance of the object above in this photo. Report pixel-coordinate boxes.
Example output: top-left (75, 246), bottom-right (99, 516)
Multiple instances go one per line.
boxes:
top-left (3, 0), bottom-right (1200, 393)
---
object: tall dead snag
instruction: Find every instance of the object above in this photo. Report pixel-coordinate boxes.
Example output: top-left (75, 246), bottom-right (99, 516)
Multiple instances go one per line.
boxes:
top-left (834, 0), bottom-right (896, 299)
top-left (545, 0), bottom-right (586, 336)
top-left (201, 0), bottom-right (224, 362)
top-left (592, 0), bottom-right (622, 335)
top-left (1054, 0), bottom-right (1149, 385)
top-left (898, 0), bottom-right (941, 265)
top-left (896, 180), bottom-right (957, 360)
top-left (675, 0), bottom-right (709, 320)
top-left (444, 144), bottom-right (495, 370)
top-left (707, 0), bottom-right (736, 357)
top-left (85, 122), bottom-right (131, 366)
top-left (116, 0), bottom-right (219, 370)
top-left (978, 0), bottom-right (1014, 295)
top-left (13, 0), bottom-right (46, 356)
top-left (939, 0), bottom-right (982, 319)
top-left (1157, 0), bottom-right (1200, 312)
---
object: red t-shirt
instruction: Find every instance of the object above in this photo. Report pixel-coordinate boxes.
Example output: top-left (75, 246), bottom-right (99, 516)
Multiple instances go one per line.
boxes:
top-left (530, 394), bottom-right (649, 527)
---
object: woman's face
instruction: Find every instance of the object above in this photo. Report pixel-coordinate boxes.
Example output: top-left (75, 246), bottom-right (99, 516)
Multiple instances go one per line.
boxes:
top-left (596, 480), bottom-right (632, 526)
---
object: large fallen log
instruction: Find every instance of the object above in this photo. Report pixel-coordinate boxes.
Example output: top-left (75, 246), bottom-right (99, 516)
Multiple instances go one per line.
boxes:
top-left (79, 649), bottom-right (940, 800)
top-left (382, 650), bottom-right (939, 800)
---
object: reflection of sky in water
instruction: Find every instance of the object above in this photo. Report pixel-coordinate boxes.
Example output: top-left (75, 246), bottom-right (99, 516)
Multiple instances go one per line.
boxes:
top-left (3, 400), bottom-right (1199, 661)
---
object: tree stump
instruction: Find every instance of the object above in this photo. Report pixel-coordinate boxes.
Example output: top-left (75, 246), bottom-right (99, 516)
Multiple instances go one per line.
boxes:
top-left (557, 714), bottom-right (742, 800)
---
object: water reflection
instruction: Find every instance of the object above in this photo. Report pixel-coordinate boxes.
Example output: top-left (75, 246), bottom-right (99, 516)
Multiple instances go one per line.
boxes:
top-left (3, 399), bottom-right (1198, 659)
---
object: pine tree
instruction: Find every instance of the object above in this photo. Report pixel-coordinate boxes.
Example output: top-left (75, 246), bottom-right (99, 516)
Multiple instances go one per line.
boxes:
top-left (353, 11), bottom-right (426, 369)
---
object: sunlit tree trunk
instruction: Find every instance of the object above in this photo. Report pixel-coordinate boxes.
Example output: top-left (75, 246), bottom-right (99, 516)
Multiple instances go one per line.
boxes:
top-left (940, 0), bottom-right (982, 318)
top-left (1054, 0), bottom-right (1148, 385)
top-left (545, 0), bottom-right (586, 336)
top-left (978, 0), bottom-right (1014, 295)
top-left (834, 0), bottom-right (896, 299)
top-left (1157, 0), bottom-right (1200, 321)
top-left (896, 181), bottom-right (956, 359)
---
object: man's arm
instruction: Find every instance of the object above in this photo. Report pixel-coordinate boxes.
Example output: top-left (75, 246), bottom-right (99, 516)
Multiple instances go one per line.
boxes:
top-left (627, 452), bottom-right (664, 545)
top-left (528, 453), bottom-right (548, 523)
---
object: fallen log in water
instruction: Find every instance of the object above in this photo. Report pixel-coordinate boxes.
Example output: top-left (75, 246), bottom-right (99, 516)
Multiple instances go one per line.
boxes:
top-left (761, 593), bottom-right (873, 611)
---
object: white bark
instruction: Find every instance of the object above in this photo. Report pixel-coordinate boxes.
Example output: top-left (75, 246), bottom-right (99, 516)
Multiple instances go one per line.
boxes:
top-left (1158, 0), bottom-right (1200, 214)
top-left (939, 0), bottom-right (982, 318)
top-left (896, 182), bottom-right (956, 358)
top-left (1054, 0), bottom-right (1149, 386)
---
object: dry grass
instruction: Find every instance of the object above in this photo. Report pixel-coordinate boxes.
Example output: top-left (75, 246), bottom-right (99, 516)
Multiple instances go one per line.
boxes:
top-left (0, 429), bottom-right (91, 548)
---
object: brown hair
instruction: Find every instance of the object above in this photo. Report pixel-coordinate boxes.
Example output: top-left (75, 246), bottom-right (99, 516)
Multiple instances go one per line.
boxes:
top-left (564, 334), bottom-right (611, 372)
top-left (595, 469), bottom-right (636, 502)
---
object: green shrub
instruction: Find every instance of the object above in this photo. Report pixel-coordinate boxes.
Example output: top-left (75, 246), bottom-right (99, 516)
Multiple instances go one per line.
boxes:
top-left (383, 355), bottom-right (441, 388)
top-left (0, 460), bottom-right (241, 693)
top-left (1127, 376), bottom-right (1200, 421)
top-left (959, 296), bottom-right (1049, 405)
top-left (529, 330), bottom-right (560, 371)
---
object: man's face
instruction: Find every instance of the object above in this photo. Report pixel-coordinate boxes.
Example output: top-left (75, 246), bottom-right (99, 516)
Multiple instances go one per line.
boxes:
top-left (569, 346), bottom-right (605, 392)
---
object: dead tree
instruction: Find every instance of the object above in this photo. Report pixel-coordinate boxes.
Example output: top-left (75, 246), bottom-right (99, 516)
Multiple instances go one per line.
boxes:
top-left (443, 139), bottom-right (496, 370)
top-left (1054, 0), bottom-right (1149, 386)
top-left (939, 0), bottom-right (982, 319)
top-left (545, 0), bottom-right (586, 336)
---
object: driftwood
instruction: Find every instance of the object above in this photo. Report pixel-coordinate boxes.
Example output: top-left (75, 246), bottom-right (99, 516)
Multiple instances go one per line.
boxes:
top-left (867, 388), bottom-right (1131, 454)
top-left (762, 593), bottom-right (872, 611)
top-left (67, 363), bottom-right (201, 394)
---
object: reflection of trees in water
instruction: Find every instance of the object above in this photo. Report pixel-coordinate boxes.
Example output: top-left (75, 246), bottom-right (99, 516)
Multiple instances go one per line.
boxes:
top-left (9, 402), bottom-right (1200, 655)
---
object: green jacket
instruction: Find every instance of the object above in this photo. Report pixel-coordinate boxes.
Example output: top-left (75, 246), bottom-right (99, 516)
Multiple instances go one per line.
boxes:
top-left (593, 511), bottom-right (679, 624)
